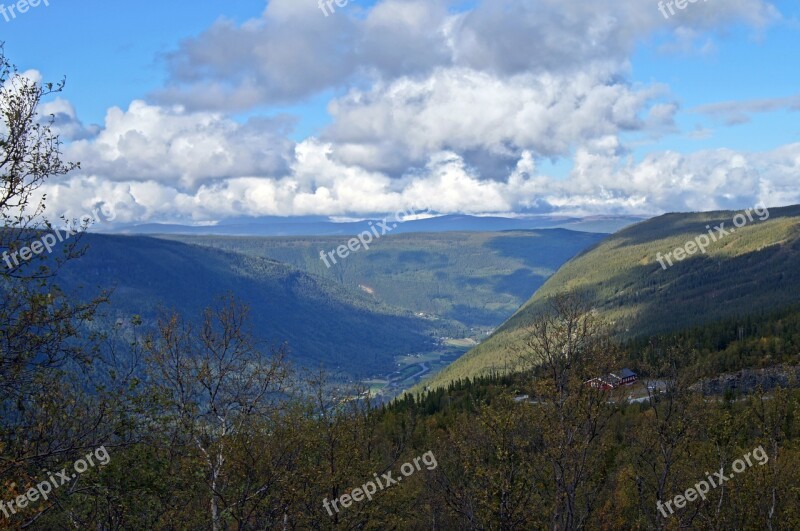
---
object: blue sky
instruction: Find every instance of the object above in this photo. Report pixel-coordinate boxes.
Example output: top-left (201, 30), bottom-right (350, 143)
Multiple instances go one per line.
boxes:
top-left (631, 4), bottom-right (800, 154)
top-left (2, 0), bottom-right (269, 124)
top-left (2, 0), bottom-right (799, 222)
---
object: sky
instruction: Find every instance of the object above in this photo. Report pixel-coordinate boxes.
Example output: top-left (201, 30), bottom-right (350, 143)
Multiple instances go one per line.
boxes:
top-left (2, 0), bottom-right (799, 224)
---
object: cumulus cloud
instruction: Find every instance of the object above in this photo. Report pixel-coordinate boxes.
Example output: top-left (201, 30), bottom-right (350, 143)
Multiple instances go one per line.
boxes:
top-left (322, 66), bottom-right (672, 174)
top-left (153, 0), bottom-right (361, 110)
top-left (65, 101), bottom-right (295, 189)
top-left (39, 98), bottom-right (101, 141)
top-left (41, 133), bottom-right (800, 224)
top-left (153, 0), bottom-right (778, 111)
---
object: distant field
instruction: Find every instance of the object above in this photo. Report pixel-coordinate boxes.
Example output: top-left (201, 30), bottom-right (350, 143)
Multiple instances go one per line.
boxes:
top-left (444, 338), bottom-right (479, 348)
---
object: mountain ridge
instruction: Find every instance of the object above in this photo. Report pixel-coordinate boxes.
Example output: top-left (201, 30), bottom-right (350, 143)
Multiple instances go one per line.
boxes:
top-left (109, 214), bottom-right (644, 237)
top-left (422, 204), bottom-right (800, 389)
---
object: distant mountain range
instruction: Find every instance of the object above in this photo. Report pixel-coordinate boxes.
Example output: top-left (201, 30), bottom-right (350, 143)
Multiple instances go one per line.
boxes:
top-left (426, 204), bottom-right (800, 389)
top-left (111, 214), bottom-right (644, 237)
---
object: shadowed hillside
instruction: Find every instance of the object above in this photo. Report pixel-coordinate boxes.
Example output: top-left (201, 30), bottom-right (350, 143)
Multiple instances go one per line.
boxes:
top-left (54, 234), bottom-right (435, 378)
top-left (159, 230), bottom-right (607, 330)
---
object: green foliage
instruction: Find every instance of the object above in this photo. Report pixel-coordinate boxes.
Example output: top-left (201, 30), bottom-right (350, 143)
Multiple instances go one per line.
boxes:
top-left (11, 305), bottom-right (800, 529)
top-left (429, 205), bottom-right (800, 388)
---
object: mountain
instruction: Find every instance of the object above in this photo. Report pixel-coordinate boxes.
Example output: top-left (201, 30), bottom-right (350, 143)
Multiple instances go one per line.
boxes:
top-left (157, 229), bottom-right (608, 330)
top-left (112, 214), bottom-right (644, 237)
top-left (54, 234), bottom-right (435, 378)
top-left (425, 204), bottom-right (800, 388)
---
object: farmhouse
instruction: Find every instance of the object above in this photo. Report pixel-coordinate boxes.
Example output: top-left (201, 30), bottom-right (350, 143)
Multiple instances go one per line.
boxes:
top-left (586, 368), bottom-right (638, 390)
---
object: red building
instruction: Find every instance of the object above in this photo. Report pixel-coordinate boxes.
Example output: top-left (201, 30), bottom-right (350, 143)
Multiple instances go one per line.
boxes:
top-left (586, 368), bottom-right (637, 390)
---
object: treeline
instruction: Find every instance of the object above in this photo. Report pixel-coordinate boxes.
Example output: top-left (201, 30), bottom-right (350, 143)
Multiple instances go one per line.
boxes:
top-left (627, 304), bottom-right (800, 376)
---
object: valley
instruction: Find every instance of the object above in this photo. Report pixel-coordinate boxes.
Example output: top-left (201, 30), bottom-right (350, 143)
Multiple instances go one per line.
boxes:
top-left (5, 4), bottom-right (800, 527)
top-left (160, 230), bottom-right (606, 329)
top-left (51, 228), bottom-right (605, 396)
top-left (154, 229), bottom-right (607, 395)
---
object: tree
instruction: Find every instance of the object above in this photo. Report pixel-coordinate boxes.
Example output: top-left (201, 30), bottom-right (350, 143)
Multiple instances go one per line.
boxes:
top-left (515, 293), bottom-right (622, 529)
top-left (144, 297), bottom-right (290, 531)
top-left (0, 43), bottom-right (94, 400)
top-left (433, 398), bottom-right (544, 530)
top-left (0, 44), bottom-right (117, 528)
top-left (627, 343), bottom-right (703, 529)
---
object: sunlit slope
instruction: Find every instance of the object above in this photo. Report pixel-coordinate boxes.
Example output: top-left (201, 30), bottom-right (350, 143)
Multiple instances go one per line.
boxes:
top-left (425, 204), bottom-right (800, 388)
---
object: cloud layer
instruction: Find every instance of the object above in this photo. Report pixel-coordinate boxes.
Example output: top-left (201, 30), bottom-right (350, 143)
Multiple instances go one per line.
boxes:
top-left (35, 0), bottom-right (792, 224)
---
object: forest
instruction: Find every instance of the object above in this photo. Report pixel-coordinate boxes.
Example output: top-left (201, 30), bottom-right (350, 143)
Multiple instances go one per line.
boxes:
top-left (3, 289), bottom-right (799, 529)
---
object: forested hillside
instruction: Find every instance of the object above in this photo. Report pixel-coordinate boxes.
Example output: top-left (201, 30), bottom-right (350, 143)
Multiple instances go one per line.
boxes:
top-left (54, 234), bottom-right (436, 377)
top-left (161, 230), bottom-right (606, 329)
top-left (7, 294), bottom-right (799, 529)
top-left (427, 205), bottom-right (800, 388)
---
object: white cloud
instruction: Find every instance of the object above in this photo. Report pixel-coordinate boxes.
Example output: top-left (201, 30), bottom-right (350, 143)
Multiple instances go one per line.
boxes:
top-left (323, 67), bottom-right (672, 174)
top-left (66, 101), bottom-right (295, 189)
top-left (39, 98), bottom-right (101, 141)
top-left (40, 133), bottom-right (800, 224)
top-left (153, 0), bottom-right (778, 111)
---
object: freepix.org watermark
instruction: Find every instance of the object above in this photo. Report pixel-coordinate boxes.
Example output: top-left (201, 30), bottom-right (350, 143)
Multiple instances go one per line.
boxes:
top-left (657, 445), bottom-right (768, 518)
top-left (658, 0), bottom-right (709, 20)
top-left (0, 0), bottom-right (49, 23)
top-left (1, 446), bottom-right (111, 520)
top-left (656, 203), bottom-right (769, 271)
top-left (323, 450), bottom-right (438, 517)
top-left (319, 206), bottom-right (430, 269)
top-left (2, 204), bottom-right (116, 271)
top-left (318, 0), bottom-right (354, 17)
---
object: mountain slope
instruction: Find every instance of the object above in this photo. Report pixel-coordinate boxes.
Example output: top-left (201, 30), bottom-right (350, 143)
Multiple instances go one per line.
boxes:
top-left (159, 230), bottom-right (607, 330)
top-left (55, 234), bottom-right (434, 377)
top-left (425, 204), bottom-right (800, 388)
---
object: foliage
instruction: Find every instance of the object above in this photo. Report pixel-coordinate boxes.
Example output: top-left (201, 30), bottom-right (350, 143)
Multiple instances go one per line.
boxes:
top-left (4, 296), bottom-right (800, 529)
